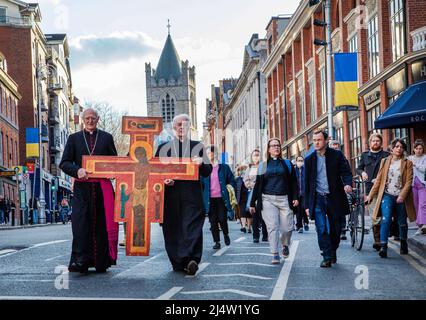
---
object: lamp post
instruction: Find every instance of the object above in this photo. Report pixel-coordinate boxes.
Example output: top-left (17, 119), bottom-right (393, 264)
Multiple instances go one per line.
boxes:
top-left (36, 63), bottom-right (57, 224)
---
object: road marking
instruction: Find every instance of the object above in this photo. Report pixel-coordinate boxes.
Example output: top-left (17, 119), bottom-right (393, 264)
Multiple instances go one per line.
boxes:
top-left (216, 262), bottom-right (276, 267)
top-left (389, 239), bottom-right (426, 265)
top-left (234, 237), bottom-right (246, 243)
top-left (0, 240), bottom-right (70, 259)
top-left (213, 246), bottom-right (229, 257)
top-left (114, 252), bottom-right (164, 278)
top-left (180, 289), bottom-right (266, 298)
top-left (270, 240), bottom-right (299, 300)
top-left (156, 287), bottom-right (183, 300)
top-left (232, 246), bottom-right (270, 249)
top-left (226, 253), bottom-right (272, 256)
top-left (202, 273), bottom-right (273, 280)
top-left (185, 262), bottom-right (210, 278)
top-left (0, 249), bottom-right (17, 255)
top-left (388, 242), bottom-right (426, 276)
top-left (45, 254), bottom-right (68, 262)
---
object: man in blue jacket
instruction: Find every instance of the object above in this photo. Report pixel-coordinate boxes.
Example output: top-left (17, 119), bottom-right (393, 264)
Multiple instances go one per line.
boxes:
top-left (304, 130), bottom-right (353, 268)
top-left (201, 146), bottom-right (237, 249)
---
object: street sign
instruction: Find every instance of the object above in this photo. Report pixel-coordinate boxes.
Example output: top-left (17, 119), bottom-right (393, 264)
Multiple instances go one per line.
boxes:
top-left (23, 173), bottom-right (30, 180)
top-left (20, 190), bottom-right (26, 209)
top-left (26, 163), bottom-right (35, 174)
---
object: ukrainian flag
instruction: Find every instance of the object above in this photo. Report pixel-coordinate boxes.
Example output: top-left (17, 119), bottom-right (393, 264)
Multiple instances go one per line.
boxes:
top-left (334, 53), bottom-right (359, 109)
top-left (26, 128), bottom-right (39, 158)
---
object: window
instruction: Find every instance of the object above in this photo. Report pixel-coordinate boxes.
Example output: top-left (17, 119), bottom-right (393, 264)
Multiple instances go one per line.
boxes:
top-left (0, 132), bottom-right (3, 166)
top-left (289, 84), bottom-right (296, 136)
top-left (298, 82), bottom-right (306, 128)
top-left (0, 87), bottom-right (2, 114)
top-left (367, 105), bottom-right (381, 137)
top-left (367, 15), bottom-right (380, 78)
top-left (336, 127), bottom-right (344, 152)
top-left (390, 0), bottom-right (406, 62)
top-left (5, 134), bottom-right (8, 168)
top-left (320, 66), bottom-right (327, 114)
top-left (161, 94), bottom-right (175, 124)
top-left (0, 7), bottom-right (6, 23)
top-left (308, 75), bottom-right (316, 122)
top-left (349, 117), bottom-right (362, 173)
top-left (349, 34), bottom-right (358, 53)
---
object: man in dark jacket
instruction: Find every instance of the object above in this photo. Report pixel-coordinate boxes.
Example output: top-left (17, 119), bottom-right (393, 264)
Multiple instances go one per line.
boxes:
top-left (356, 133), bottom-right (389, 250)
top-left (304, 130), bottom-right (353, 268)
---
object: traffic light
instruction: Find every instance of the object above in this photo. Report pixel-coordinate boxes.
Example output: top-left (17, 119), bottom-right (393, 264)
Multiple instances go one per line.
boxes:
top-left (51, 178), bottom-right (57, 191)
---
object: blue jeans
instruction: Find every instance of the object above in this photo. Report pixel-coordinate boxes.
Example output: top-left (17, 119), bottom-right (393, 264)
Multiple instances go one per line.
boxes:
top-left (380, 193), bottom-right (408, 244)
top-left (314, 194), bottom-right (342, 260)
top-left (0, 209), bottom-right (4, 224)
top-left (32, 209), bottom-right (38, 224)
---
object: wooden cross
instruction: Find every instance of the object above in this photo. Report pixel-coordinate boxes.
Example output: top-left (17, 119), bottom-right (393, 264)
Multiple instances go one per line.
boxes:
top-left (82, 117), bottom-right (199, 256)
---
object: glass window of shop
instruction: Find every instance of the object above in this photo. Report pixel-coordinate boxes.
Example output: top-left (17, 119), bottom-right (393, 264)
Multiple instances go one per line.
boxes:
top-left (390, 0), bottom-right (406, 62)
top-left (335, 127), bottom-right (344, 152)
top-left (349, 34), bottom-right (358, 53)
top-left (308, 75), bottom-right (316, 122)
top-left (320, 66), bottom-right (327, 115)
top-left (367, 104), bottom-right (381, 137)
top-left (349, 117), bottom-right (362, 172)
top-left (289, 84), bottom-right (297, 136)
top-left (298, 82), bottom-right (306, 128)
top-left (367, 14), bottom-right (380, 79)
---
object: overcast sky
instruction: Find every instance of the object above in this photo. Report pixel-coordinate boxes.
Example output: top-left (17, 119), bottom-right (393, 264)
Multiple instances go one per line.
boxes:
top-left (37, 0), bottom-right (300, 138)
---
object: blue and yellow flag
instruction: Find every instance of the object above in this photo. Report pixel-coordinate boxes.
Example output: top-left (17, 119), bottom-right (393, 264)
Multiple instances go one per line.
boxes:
top-left (334, 53), bottom-right (358, 109)
top-left (26, 128), bottom-right (39, 158)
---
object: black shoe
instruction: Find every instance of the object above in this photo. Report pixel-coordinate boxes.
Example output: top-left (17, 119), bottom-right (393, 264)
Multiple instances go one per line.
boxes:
top-left (400, 240), bottom-right (408, 255)
top-left (394, 236), bottom-right (400, 241)
top-left (224, 234), bottom-right (230, 246)
top-left (68, 262), bottom-right (88, 274)
top-left (340, 235), bottom-right (347, 240)
top-left (331, 251), bottom-right (337, 264)
top-left (173, 266), bottom-right (184, 272)
top-left (373, 243), bottom-right (381, 251)
top-left (247, 229), bottom-right (252, 234)
top-left (240, 227), bottom-right (247, 233)
top-left (379, 244), bottom-right (388, 258)
top-left (253, 238), bottom-right (259, 243)
top-left (304, 224), bottom-right (309, 231)
top-left (262, 237), bottom-right (268, 242)
top-left (213, 242), bottom-right (221, 249)
top-left (95, 268), bottom-right (107, 273)
top-left (185, 260), bottom-right (198, 276)
top-left (320, 259), bottom-right (332, 268)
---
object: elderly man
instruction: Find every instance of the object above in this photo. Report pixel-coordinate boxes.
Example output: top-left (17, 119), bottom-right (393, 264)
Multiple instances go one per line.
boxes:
top-left (60, 108), bottom-right (118, 273)
top-left (155, 114), bottom-right (212, 275)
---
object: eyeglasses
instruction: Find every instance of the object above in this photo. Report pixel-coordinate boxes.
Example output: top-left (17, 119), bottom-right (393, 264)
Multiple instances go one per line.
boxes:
top-left (269, 144), bottom-right (281, 148)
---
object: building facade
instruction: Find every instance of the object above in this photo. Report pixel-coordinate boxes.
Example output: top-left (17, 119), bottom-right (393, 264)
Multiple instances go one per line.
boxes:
top-left (145, 32), bottom-right (198, 139)
top-left (262, 0), bottom-right (426, 173)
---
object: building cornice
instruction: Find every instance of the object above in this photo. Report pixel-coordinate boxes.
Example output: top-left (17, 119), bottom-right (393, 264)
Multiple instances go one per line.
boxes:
top-left (0, 69), bottom-right (21, 99)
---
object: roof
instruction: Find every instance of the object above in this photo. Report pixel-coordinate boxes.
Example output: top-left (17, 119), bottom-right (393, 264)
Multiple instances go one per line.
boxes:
top-left (155, 34), bottom-right (182, 82)
top-left (45, 34), bottom-right (67, 42)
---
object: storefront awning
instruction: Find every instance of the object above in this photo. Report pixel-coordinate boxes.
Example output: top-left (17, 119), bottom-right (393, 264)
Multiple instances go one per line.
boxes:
top-left (374, 80), bottom-right (426, 129)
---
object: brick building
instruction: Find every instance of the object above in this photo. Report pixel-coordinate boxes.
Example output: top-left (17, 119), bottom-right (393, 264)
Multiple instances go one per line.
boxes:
top-left (262, 0), bottom-right (426, 172)
top-left (0, 51), bottom-right (21, 216)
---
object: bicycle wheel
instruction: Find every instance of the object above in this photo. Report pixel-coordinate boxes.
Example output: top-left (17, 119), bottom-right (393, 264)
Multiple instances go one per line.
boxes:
top-left (354, 205), bottom-right (365, 251)
top-left (350, 208), bottom-right (356, 247)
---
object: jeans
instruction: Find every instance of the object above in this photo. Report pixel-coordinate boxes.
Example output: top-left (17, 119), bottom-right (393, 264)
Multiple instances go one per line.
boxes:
top-left (380, 193), bottom-right (408, 244)
top-left (32, 209), bottom-right (38, 225)
top-left (0, 209), bottom-right (4, 224)
top-left (314, 194), bottom-right (342, 260)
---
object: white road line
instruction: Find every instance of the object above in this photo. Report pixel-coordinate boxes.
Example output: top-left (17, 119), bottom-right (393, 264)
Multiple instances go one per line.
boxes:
top-left (388, 242), bottom-right (426, 276)
top-left (226, 253), bottom-right (272, 256)
top-left (0, 240), bottom-right (70, 259)
top-left (45, 254), bottom-right (68, 262)
top-left (234, 237), bottom-right (246, 243)
top-left (216, 262), bottom-right (276, 267)
top-left (389, 239), bottom-right (426, 265)
top-left (213, 246), bottom-right (229, 257)
top-left (180, 289), bottom-right (266, 298)
top-left (114, 253), bottom-right (163, 278)
top-left (270, 240), bottom-right (299, 300)
top-left (232, 246), bottom-right (270, 249)
top-left (185, 262), bottom-right (210, 278)
top-left (156, 287), bottom-right (183, 300)
top-left (0, 249), bottom-right (17, 255)
top-left (202, 273), bottom-right (273, 280)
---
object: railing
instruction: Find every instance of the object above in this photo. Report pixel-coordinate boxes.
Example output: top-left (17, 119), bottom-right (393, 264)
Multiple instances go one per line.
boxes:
top-left (0, 15), bottom-right (32, 27)
top-left (411, 26), bottom-right (426, 52)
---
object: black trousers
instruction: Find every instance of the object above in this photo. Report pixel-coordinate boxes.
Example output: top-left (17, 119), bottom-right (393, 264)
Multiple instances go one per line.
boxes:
top-left (208, 197), bottom-right (229, 242)
top-left (252, 209), bottom-right (267, 240)
top-left (295, 196), bottom-right (309, 229)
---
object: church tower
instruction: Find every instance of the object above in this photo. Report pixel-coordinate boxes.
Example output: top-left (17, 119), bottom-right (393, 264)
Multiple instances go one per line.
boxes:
top-left (145, 22), bottom-right (198, 138)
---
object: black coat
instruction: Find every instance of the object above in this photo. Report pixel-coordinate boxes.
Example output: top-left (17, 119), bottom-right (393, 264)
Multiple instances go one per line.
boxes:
top-left (304, 147), bottom-right (353, 220)
top-left (249, 159), bottom-right (299, 212)
top-left (356, 149), bottom-right (390, 194)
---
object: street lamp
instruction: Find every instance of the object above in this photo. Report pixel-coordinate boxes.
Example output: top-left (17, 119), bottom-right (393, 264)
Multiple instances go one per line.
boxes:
top-left (36, 63), bottom-right (58, 224)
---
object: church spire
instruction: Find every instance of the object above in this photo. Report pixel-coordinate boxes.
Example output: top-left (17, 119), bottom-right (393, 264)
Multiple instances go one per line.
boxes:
top-left (154, 23), bottom-right (182, 82)
top-left (167, 19), bottom-right (171, 35)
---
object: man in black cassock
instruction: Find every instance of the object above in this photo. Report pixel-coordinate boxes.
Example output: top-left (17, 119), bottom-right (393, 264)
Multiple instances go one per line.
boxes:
top-left (155, 114), bottom-right (212, 275)
top-left (60, 108), bottom-right (118, 273)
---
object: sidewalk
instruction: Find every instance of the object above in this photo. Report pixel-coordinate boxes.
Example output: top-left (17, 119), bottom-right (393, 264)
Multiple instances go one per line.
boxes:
top-left (0, 222), bottom-right (67, 231)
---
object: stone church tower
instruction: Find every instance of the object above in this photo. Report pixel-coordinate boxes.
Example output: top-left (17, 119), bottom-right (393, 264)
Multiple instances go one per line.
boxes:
top-left (145, 28), bottom-right (198, 138)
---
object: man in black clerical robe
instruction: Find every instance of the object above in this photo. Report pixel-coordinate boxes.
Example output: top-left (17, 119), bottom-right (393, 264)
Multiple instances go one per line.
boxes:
top-left (60, 108), bottom-right (118, 273)
top-left (155, 114), bottom-right (212, 275)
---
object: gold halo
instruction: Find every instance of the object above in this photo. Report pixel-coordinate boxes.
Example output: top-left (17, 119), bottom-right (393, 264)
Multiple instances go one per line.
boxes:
top-left (153, 183), bottom-right (162, 192)
top-left (129, 141), bottom-right (153, 162)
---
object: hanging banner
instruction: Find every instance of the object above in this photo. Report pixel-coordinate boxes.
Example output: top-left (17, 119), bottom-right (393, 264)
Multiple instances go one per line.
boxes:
top-left (26, 128), bottom-right (39, 158)
top-left (334, 52), bottom-right (359, 110)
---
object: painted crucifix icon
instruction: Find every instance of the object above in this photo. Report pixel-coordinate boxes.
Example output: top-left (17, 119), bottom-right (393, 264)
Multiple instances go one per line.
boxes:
top-left (82, 117), bottom-right (199, 256)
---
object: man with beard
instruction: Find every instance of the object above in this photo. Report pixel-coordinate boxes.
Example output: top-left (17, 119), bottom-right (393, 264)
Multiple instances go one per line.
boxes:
top-left (357, 133), bottom-right (389, 251)
top-left (155, 114), bottom-right (212, 275)
top-left (60, 108), bottom-right (118, 273)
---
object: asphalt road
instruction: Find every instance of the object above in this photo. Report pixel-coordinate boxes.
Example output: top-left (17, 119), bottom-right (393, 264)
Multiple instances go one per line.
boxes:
top-left (0, 218), bottom-right (425, 300)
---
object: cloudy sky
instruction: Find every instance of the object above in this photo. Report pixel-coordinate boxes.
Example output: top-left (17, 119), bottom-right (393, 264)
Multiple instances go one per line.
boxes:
top-left (37, 0), bottom-right (300, 137)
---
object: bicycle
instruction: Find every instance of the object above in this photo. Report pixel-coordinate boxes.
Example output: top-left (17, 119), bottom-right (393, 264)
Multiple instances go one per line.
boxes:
top-left (345, 176), bottom-right (366, 251)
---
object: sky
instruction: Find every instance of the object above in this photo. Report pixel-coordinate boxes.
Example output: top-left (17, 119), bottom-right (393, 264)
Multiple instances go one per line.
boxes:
top-left (36, 0), bottom-right (300, 138)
